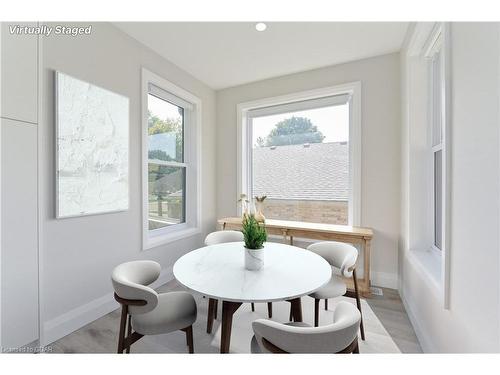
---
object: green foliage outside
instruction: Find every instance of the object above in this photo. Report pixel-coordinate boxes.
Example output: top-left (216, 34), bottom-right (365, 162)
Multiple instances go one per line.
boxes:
top-left (242, 214), bottom-right (267, 249)
top-left (256, 116), bottom-right (325, 147)
top-left (148, 110), bottom-right (183, 162)
top-left (148, 109), bottom-right (183, 201)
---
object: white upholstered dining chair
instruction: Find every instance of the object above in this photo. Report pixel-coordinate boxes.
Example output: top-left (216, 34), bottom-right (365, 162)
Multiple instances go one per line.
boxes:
top-left (204, 230), bottom-right (244, 246)
top-left (306, 241), bottom-right (365, 340)
top-left (251, 301), bottom-right (361, 353)
top-left (111, 260), bottom-right (197, 353)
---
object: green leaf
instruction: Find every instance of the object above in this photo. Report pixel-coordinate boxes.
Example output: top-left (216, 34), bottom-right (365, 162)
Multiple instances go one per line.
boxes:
top-left (242, 214), bottom-right (267, 249)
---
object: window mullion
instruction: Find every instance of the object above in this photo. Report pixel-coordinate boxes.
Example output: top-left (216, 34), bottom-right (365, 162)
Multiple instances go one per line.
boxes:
top-left (148, 159), bottom-right (187, 168)
top-left (432, 144), bottom-right (443, 153)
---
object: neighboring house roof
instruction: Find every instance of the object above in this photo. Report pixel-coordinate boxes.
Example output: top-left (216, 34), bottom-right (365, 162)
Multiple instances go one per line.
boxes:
top-left (253, 142), bottom-right (348, 201)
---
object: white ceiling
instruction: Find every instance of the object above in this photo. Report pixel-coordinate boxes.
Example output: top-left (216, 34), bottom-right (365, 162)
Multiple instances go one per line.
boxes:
top-left (115, 22), bottom-right (408, 90)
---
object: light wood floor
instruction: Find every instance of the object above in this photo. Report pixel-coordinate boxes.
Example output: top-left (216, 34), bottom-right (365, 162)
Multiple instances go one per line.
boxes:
top-left (50, 281), bottom-right (421, 353)
top-left (365, 287), bottom-right (422, 353)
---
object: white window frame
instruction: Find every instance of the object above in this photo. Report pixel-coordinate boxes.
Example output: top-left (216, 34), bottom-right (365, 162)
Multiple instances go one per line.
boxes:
top-left (406, 22), bottom-right (451, 308)
top-left (141, 68), bottom-right (202, 250)
top-left (426, 31), bottom-right (445, 256)
top-left (237, 82), bottom-right (362, 226)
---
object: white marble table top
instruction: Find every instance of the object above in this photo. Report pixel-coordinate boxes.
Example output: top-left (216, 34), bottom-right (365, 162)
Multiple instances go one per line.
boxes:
top-left (173, 242), bottom-right (332, 303)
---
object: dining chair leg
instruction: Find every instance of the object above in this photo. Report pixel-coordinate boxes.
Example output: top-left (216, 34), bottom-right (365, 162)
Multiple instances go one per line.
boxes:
top-left (314, 298), bottom-right (320, 327)
top-left (185, 325), bottom-right (194, 354)
top-left (207, 298), bottom-right (216, 334)
top-left (251, 303), bottom-right (255, 312)
top-left (214, 299), bottom-right (218, 320)
top-left (267, 302), bottom-right (273, 318)
top-left (352, 269), bottom-right (365, 341)
top-left (325, 299), bottom-right (328, 310)
top-left (117, 304), bottom-right (128, 353)
top-left (353, 340), bottom-right (360, 354)
top-left (126, 314), bottom-right (132, 353)
top-left (289, 298), bottom-right (303, 322)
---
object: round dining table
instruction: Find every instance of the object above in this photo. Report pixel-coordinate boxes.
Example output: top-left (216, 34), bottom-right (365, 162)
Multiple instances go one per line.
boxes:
top-left (173, 241), bottom-right (332, 353)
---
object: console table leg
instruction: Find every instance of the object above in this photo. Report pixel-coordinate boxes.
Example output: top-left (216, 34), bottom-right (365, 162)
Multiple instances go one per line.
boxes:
top-left (364, 238), bottom-right (372, 292)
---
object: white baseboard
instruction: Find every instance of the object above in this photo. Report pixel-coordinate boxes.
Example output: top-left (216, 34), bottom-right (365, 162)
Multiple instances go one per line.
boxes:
top-left (371, 271), bottom-right (399, 289)
top-left (399, 287), bottom-right (434, 353)
top-left (42, 267), bottom-right (174, 346)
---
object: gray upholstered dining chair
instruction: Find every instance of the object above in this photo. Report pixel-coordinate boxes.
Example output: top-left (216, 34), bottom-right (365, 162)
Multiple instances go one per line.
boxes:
top-left (306, 241), bottom-right (365, 340)
top-left (111, 260), bottom-right (197, 353)
top-left (251, 301), bottom-right (361, 353)
top-left (204, 231), bottom-right (273, 325)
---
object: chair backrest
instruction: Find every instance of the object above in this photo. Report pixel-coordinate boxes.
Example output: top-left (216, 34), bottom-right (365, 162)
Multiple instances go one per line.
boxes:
top-left (111, 260), bottom-right (160, 315)
top-left (204, 230), bottom-right (244, 246)
top-left (252, 301), bottom-right (361, 353)
top-left (307, 241), bottom-right (358, 277)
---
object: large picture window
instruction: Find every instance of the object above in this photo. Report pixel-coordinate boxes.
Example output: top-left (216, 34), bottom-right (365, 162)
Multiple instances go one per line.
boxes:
top-left (250, 97), bottom-right (350, 224)
top-left (142, 69), bottom-right (201, 249)
top-left (238, 83), bottom-right (361, 226)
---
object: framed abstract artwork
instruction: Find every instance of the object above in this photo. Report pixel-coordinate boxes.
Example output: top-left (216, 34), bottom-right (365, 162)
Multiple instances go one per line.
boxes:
top-left (55, 71), bottom-right (129, 218)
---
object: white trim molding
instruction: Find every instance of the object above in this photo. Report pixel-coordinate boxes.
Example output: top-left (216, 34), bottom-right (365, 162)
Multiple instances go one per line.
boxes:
top-left (141, 68), bottom-right (202, 250)
top-left (371, 271), bottom-right (399, 290)
top-left (399, 286), bottom-right (435, 353)
top-left (236, 82), bottom-right (362, 226)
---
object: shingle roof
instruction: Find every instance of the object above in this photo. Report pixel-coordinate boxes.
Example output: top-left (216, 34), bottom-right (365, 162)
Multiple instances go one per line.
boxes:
top-left (253, 142), bottom-right (348, 201)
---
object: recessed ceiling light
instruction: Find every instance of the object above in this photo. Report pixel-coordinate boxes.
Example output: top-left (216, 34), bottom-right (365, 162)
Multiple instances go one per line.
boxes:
top-left (255, 22), bottom-right (267, 32)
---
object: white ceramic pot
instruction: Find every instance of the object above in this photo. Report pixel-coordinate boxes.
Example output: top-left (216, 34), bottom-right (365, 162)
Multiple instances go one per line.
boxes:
top-left (244, 247), bottom-right (265, 270)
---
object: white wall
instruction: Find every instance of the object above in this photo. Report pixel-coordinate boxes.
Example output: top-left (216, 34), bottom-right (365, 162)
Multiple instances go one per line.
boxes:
top-left (399, 23), bottom-right (500, 352)
top-left (216, 53), bottom-right (402, 288)
top-left (38, 23), bottom-right (216, 344)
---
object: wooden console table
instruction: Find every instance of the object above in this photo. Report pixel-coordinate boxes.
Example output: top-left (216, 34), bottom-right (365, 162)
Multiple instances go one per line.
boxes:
top-left (218, 217), bottom-right (374, 296)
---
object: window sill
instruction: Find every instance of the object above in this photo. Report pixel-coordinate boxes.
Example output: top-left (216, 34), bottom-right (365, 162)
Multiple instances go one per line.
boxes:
top-left (143, 226), bottom-right (201, 251)
top-left (407, 248), bottom-right (442, 293)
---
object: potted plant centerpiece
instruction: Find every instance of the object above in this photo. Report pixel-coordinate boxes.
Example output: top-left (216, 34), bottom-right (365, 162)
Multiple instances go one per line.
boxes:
top-left (242, 214), bottom-right (267, 270)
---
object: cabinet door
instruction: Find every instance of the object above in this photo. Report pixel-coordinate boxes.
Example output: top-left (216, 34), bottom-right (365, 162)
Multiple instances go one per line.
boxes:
top-left (1, 118), bottom-right (39, 348)
top-left (0, 22), bottom-right (38, 124)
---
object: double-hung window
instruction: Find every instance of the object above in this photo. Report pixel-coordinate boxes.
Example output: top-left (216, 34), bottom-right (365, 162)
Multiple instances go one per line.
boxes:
top-left (142, 69), bottom-right (201, 249)
top-left (427, 31), bottom-right (445, 253)
top-left (406, 22), bottom-right (450, 307)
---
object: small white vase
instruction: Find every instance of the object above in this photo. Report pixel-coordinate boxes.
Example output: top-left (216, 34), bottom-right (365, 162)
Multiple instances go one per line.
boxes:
top-left (244, 247), bottom-right (265, 270)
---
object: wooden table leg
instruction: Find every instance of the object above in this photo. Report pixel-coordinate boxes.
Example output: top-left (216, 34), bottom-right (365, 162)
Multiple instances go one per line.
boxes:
top-left (282, 229), bottom-right (288, 243)
top-left (364, 237), bottom-right (371, 292)
top-left (206, 298), bottom-right (216, 334)
top-left (220, 301), bottom-right (242, 353)
top-left (288, 298), bottom-right (303, 322)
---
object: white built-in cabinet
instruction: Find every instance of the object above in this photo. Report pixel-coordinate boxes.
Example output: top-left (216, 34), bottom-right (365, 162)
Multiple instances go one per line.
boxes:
top-left (1, 22), bottom-right (38, 123)
top-left (0, 21), bottom-right (39, 348)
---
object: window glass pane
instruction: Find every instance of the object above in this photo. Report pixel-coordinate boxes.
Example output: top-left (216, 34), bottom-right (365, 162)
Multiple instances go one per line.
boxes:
top-left (434, 150), bottom-right (442, 249)
top-left (148, 94), bottom-right (184, 163)
top-left (252, 103), bottom-right (349, 225)
top-left (432, 52), bottom-right (442, 147)
top-left (148, 164), bottom-right (185, 230)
